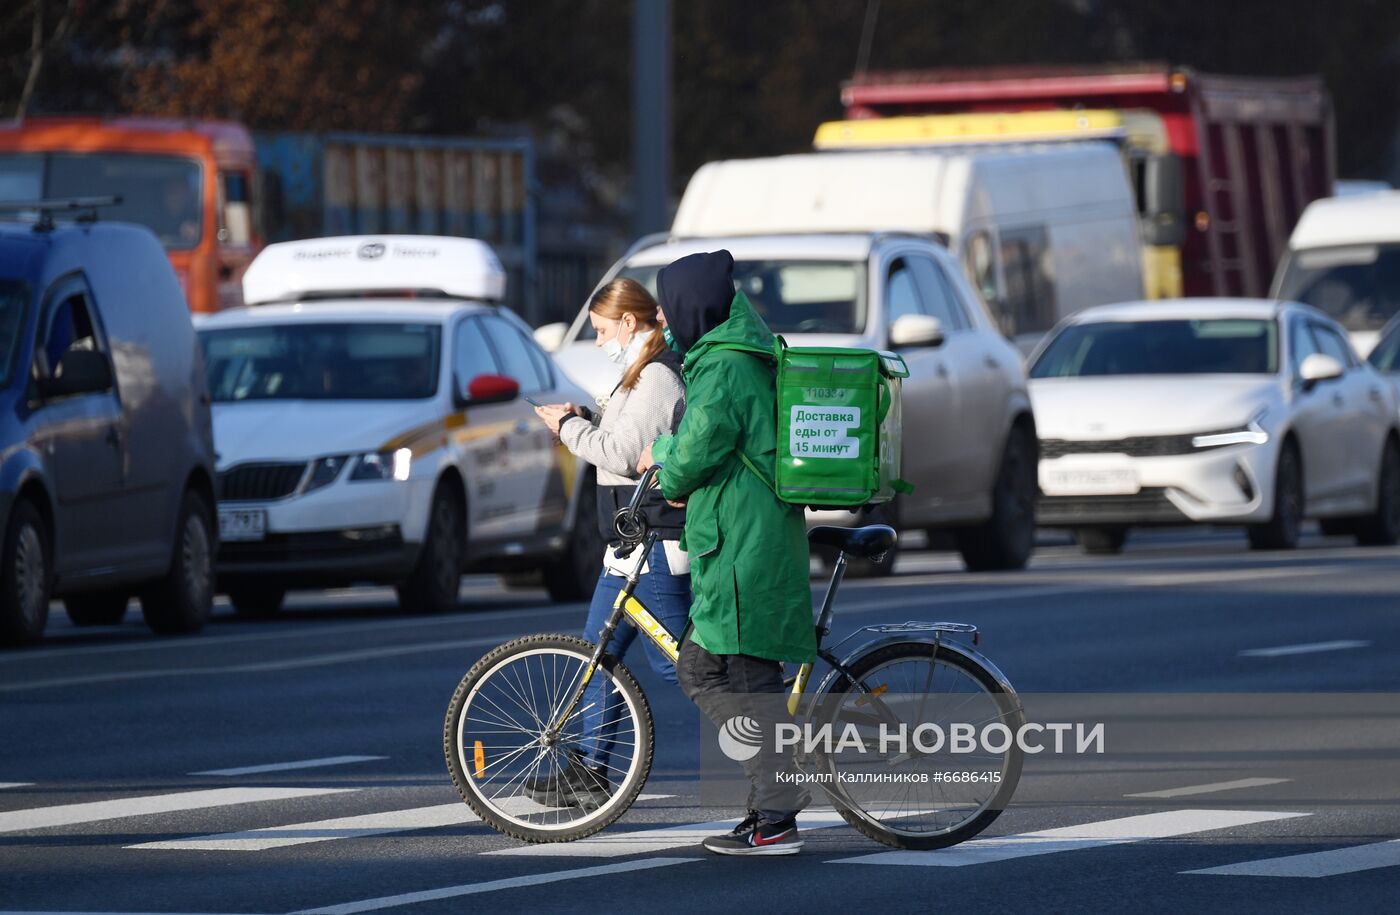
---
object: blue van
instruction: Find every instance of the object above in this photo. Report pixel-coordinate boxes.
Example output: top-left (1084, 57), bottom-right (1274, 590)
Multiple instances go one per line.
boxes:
top-left (0, 206), bottom-right (217, 644)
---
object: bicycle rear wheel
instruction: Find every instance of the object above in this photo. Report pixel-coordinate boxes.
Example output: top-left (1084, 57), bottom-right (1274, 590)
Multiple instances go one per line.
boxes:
top-left (811, 641), bottom-right (1023, 849)
top-left (444, 633), bottom-right (654, 842)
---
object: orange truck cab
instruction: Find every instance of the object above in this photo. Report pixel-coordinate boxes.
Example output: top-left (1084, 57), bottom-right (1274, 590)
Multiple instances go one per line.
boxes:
top-left (0, 117), bottom-right (260, 312)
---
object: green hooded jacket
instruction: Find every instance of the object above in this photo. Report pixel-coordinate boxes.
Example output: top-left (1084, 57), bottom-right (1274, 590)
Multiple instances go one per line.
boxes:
top-left (652, 291), bottom-right (815, 663)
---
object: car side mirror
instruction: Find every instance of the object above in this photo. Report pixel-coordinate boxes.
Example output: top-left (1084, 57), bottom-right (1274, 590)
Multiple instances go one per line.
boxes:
top-left (39, 349), bottom-right (113, 399)
top-left (889, 314), bottom-right (945, 348)
top-left (1299, 353), bottom-right (1344, 388)
top-left (1141, 153), bottom-right (1186, 246)
top-left (464, 373), bottom-right (520, 406)
top-left (533, 322), bottom-right (568, 352)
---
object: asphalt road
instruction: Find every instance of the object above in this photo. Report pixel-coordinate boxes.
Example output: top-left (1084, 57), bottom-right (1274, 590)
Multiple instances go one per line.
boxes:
top-left (3, 528), bottom-right (1399, 914)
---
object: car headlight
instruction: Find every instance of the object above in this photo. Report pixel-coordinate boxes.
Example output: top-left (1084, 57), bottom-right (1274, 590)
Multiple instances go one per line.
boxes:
top-left (1191, 409), bottom-right (1270, 449)
top-left (350, 448), bottom-right (413, 482)
top-left (303, 455), bottom-right (350, 494)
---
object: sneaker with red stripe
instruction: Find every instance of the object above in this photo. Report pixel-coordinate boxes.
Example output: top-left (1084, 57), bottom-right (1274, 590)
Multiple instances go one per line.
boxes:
top-left (702, 815), bottom-right (803, 856)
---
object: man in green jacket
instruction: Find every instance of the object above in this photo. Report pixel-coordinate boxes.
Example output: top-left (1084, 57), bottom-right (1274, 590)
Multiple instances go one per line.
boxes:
top-left (638, 250), bottom-right (815, 856)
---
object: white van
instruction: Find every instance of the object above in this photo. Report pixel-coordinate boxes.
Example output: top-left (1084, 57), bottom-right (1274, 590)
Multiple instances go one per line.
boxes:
top-left (1271, 191), bottom-right (1400, 356)
top-left (670, 145), bottom-right (1144, 348)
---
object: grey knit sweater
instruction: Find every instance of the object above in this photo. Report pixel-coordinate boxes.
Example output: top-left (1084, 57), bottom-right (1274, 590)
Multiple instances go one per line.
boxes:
top-left (559, 362), bottom-right (686, 488)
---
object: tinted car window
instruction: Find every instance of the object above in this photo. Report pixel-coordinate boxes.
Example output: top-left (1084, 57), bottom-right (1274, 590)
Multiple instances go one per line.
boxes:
top-left (1031, 319), bottom-right (1279, 378)
top-left (886, 259), bottom-right (922, 325)
top-left (481, 316), bottom-right (546, 393)
top-left (1368, 324), bottom-right (1400, 374)
top-left (0, 280), bottom-right (30, 386)
top-left (621, 259), bottom-right (868, 335)
top-left (201, 323), bottom-right (441, 401)
top-left (39, 283), bottom-right (109, 390)
top-left (1311, 323), bottom-right (1357, 368)
top-left (1276, 243), bottom-right (1400, 332)
top-left (454, 317), bottom-right (500, 388)
top-left (909, 256), bottom-right (969, 331)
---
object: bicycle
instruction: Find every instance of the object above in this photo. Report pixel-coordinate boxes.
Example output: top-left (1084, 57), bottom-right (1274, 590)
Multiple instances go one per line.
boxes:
top-left (444, 464), bottom-right (1024, 848)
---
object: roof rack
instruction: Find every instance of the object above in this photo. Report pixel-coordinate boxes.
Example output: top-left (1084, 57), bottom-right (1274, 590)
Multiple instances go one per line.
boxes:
top-left (0, 196), bottom-right (123, 232)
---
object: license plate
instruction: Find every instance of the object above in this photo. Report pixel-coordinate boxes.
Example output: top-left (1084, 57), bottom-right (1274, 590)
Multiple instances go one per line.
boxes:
top-left (1041, 468), bottom-right (1140, 496)
top-left (219, 508), bottom-right (267, 542)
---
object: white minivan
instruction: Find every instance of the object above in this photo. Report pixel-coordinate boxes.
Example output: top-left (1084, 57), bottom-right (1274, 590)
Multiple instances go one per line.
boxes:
top-left (668, 145), bottom-right (1144, 349)
top-left (1271, 190), bottom-right (1400, 356)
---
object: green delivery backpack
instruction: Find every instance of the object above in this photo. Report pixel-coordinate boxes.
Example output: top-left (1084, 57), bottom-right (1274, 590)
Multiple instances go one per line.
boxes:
top-left (721, 338), bottom-right (913, 509)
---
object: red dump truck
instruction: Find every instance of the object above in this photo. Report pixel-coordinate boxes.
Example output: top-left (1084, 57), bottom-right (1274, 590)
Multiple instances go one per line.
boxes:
top-left (839, 63), bottom-right (1335, 299)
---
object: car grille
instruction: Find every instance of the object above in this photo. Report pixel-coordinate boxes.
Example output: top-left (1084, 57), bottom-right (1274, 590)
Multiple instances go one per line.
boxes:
top-left (1040, 435), bottom-right (1201, 459)
top-left (1037, 488), bottom-right (1187, 525)
top-left (218, 462), bottom-right (308, 502)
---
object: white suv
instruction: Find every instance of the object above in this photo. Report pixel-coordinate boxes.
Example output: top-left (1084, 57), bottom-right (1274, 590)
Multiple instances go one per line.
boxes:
top-left (545, 233), bottom-right (1038, 572)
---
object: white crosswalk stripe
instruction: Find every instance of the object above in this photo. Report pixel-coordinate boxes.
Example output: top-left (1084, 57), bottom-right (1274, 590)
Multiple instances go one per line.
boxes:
top-left (487, 807), bottom-right (848, 857)
top-left (129, 795), bottom-right (675, 851)
top-left (1184, 838), bottom-right (1400, 878)
top-left (191, 756), bottom-right (387, 777)
top-left (830, 809), bottom-right (1312, 867)
top-left (0, 788), bottom-right (355, 834)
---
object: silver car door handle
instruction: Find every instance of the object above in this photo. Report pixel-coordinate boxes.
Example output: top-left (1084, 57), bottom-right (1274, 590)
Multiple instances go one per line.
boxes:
top-left (1332, 393), bottom-right (1345, 408)
top-left (936, 364), bottom-right (950, 379)
top-left (983, 356), bottom-right (1000, 369)
top-left (1371, 387), bottom-right (1384, 402)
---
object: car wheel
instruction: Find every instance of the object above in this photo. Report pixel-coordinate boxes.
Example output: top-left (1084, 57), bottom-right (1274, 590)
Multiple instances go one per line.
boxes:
top-left (1355, 439), bottom-right (1400, 546)
top-left (1247, 442), bottom-right (1302, 551)
top-left (140, 490), bottom-right (215, 635)
top-left (544, 478), bottom-right (602, 603)
top-left (0, 500), bottom-right (51, 645)
top-left (1075, 527), bottom-right (1128, 555)
top-left (64, 590), bottom-right (130, 626)
top-left (396, 483), bottom-right (465, 614)
top-left (227, 583), bottom-right (288, 618)
top-left (956, 426), bottom-right (1036, 572)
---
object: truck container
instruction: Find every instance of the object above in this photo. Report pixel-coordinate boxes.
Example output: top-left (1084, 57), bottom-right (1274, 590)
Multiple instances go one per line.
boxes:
top-left (254, 132), bottom-right (538, 321)
top-left (839, 63), bottom-right (1336, 300)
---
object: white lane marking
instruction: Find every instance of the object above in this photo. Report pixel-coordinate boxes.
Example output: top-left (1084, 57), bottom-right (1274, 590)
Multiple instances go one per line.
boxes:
top-left (831, 809), bottom-right (1311, 867)
top-left (487, 807), bottom-right (847, 857)
top-left (2, 600), bottom-right (576, 665)
top-left (0, 911), bottom-right (264, 914)
top-left (1239, 640), bottom-right (1371, 658)
top-left (0, 787), bottom-right (355, 834)
top-left (1125, 777), bottom-right (1292, 798)
top-left (0, 635), bottom-right (507, 693)
top-left (1185, 838), bottom-right (1400, 878)
top-left (191, 756), bottom-right (387, 777)
top-left (1129, 567), bottom-right (1331, 586)
top-left (128, 795), bottom-right (675, 851)
top-left (291, 857), bottom-right (697, 915)
top-left (0, 783), bottom-right (33, 789)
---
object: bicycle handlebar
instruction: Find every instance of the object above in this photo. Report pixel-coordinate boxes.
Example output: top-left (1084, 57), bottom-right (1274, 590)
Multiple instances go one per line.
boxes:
top-left (613, 462), bottom-right (663, 547)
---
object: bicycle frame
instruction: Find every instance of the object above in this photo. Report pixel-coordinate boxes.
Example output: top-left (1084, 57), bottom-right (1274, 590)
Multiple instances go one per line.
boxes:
top-left (543, 464), bottom-right (1000, 739)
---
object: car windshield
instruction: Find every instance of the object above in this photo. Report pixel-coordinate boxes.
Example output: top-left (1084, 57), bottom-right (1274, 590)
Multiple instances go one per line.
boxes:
top-left (1275, 243), bottom-right (1400, 332)
top-left (573, 259), bottom-right (867, 340)
top-left (1030, 319), bottom-right (1279, 378)
top-left (0, 280), bottom-right (30, 387)
top-left (0, 152), bottom-right (204, 251)
top-left (200, 323), bottom-right (441, 401)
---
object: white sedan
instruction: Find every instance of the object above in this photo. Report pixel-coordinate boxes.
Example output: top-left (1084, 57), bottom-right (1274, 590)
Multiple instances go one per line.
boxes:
top-left (1028, 299), bottom-right (1400, 553)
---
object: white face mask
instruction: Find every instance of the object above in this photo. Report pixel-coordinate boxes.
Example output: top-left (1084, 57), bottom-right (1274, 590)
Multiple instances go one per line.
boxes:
top-left (603, 326), bottom-right (653, 366)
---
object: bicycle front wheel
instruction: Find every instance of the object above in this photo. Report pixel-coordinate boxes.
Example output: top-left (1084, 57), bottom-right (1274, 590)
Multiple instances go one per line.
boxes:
top-left (812, 641), bottom-right (1023, 850)
top-left (444, 633), bottom-right (654, 842)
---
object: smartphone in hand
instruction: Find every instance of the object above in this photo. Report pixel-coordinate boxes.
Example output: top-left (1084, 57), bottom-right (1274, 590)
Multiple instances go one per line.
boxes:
top-left (522, 394), bottom-right (546, 408)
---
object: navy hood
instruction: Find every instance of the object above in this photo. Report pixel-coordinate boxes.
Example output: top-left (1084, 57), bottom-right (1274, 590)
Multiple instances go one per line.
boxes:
top-left (656, 250), bottom-right (735, 354)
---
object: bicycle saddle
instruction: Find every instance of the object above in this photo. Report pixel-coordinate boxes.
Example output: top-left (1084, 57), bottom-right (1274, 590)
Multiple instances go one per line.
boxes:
top-left (807, 524), bottom-right (897, 558)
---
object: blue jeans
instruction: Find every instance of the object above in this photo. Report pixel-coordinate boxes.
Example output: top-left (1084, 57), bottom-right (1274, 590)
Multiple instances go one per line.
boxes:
top-left (577, 542), bottom-right (691, 772)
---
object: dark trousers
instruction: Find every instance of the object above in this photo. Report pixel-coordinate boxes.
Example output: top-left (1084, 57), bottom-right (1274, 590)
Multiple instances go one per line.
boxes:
top-left (678, 633), bottom-right (810, 824)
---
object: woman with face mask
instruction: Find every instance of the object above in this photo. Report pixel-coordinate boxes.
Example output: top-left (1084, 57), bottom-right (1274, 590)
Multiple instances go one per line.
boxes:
top-left (529, 278), bottom-right (690, 810)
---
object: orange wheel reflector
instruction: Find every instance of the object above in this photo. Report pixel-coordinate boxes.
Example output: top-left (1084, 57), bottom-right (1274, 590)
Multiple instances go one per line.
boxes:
top-left (855, 684), bottom-right (890, 707)
top-left (473, 740), bottom-right (485, 779)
